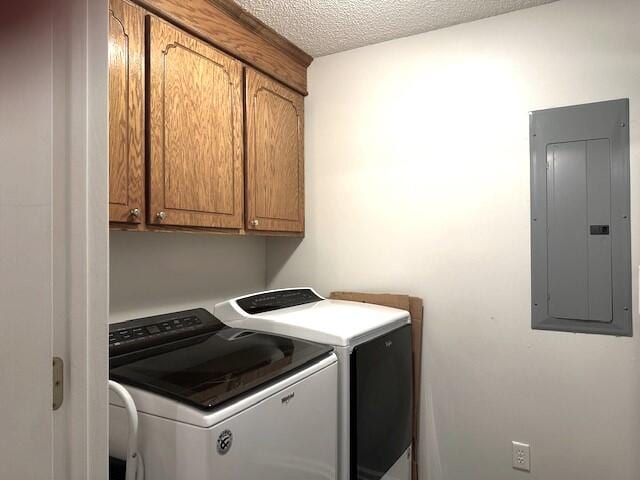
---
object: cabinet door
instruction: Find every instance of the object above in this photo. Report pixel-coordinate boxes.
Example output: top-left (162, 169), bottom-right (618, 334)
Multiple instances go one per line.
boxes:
top-left (245, 69), bottom-right (304, 233)
top-left (148, 17), bottom-right (244, 229)
top-left (109, 0), bottom-right (145, 224)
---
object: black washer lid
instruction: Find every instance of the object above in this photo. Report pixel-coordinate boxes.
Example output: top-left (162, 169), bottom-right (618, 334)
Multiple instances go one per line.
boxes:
top-left (110, 314), bottom-right (333, 410)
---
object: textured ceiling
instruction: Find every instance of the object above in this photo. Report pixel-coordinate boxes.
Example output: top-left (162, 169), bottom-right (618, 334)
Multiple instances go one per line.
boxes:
top-left (234, 0), bottom-right (557, 57)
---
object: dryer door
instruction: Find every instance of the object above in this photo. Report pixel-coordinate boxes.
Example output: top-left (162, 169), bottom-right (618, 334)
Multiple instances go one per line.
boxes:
top-left (351, 325), bottom-right (412, 480)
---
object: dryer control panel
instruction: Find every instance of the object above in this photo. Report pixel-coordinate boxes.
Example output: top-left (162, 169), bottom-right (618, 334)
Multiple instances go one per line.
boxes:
top-left (236, 289), bottom-right (324, 314)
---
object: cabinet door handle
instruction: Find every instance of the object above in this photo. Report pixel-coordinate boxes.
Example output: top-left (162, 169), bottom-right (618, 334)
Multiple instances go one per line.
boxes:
top-left (129, 208), bottom-right (141, 218)
top-left (156, 211), bottom-right (167, 221)
top-left (250, 219), bottom-right (259, 227)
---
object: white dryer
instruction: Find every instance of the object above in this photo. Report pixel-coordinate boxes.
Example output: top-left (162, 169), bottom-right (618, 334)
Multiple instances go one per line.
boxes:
top-left (215, 288), bottom-right (413, 480)
top-left (109, 308), bottom-right (338, 480)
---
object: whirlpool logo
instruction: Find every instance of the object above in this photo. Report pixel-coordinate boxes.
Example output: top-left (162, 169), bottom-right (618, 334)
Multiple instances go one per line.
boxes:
top-left (281, 392), bottom-right (295, 405)
top-left (217, 429), bottom-right (233, 455)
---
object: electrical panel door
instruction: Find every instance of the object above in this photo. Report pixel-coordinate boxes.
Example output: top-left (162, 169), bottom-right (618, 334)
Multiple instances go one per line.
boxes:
top-left (530, 99), bottom-right (631, 336)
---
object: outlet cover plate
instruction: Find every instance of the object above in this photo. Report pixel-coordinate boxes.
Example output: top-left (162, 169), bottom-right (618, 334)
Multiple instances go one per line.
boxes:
top-left (512, 441), bottom-right (530, 472)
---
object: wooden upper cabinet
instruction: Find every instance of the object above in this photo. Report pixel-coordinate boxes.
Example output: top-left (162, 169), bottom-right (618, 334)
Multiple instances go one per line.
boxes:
top-left (147, 16), bottom-right (244, 229)
top-left (245, 69), bottom-right (305, 234)
top-left (108, 0), bottom-right (145, 224)
top-left (107, 3), bottom-right (308, 235)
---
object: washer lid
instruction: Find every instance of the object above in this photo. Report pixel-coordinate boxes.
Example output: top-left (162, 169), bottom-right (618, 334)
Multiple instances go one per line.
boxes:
top-left (110, 353), bottom-right (337, 428)
top-left (215, 288), bottom-right (411, 347)
top-left (110, 317), bottom-right (333, 411)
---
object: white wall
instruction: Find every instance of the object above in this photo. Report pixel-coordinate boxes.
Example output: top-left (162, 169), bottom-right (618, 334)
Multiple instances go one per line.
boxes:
top-left (110, 232), bottom-right (266, 323)
top-left (267, 0), bottom-right (640, 478)
top-left (0, 3), bottom-right (56, 477)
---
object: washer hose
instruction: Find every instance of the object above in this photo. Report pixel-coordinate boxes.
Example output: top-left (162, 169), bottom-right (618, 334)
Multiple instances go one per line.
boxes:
top-left (109, 381), bottom-right (145, 480)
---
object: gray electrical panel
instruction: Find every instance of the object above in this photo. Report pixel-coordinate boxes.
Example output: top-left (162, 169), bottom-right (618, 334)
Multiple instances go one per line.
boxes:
top-left (530, 99), bottom-right (631, 336)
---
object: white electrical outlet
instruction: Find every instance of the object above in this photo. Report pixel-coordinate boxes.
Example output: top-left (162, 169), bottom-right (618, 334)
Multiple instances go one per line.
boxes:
top-left (512, 441), bottom-right (530, 472)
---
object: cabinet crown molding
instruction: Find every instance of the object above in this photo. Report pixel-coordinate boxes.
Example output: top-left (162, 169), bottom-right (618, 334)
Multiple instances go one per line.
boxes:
top-left (133, 0), bottom-right (312, 94)
top-left (206, 0), bottom-right (313, 67)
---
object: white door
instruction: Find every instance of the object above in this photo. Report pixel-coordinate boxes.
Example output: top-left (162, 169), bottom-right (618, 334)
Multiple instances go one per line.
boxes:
top-left (0, 1), bottom-right (109, 479)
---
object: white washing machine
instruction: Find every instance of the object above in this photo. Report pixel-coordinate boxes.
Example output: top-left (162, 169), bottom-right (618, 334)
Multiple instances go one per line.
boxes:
top-left (215, 288), bottom-right (413, 480)
top-left (109, 308), bottom-right (338, 480)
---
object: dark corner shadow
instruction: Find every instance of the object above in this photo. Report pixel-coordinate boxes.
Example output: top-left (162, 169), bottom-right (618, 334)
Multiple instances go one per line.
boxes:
top-left (266, 236), bottom-right (305, 284)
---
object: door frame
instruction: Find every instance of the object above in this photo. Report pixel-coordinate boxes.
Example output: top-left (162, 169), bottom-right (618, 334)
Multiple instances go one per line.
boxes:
top-left (52, 0), bottom-right (109, 478)
top-left (1, 0), bottom-right (108, 478)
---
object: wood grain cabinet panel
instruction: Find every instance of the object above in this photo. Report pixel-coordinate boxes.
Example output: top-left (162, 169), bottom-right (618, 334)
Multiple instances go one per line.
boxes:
top-left (148, 16), bottom-right (244, 229)
top-left (245, 69), bottom-right (304, 234)
top-left (109, 0), bottom-right (145, 224)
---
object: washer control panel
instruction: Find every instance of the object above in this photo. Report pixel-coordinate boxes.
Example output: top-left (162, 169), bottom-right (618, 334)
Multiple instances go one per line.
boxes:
top-left (109, 308), bottom-right (219, 356)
